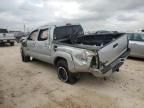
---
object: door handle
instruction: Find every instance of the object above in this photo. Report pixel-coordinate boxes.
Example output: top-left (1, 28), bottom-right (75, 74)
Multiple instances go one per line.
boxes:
top-left (54, 45), bottom-right (57, 51)
top-left (113, 43), bottom-right (118, 48)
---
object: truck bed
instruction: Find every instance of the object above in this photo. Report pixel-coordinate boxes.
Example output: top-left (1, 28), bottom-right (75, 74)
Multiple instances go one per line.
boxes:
top-left (57, 33), bottom-right (128, 66)
top-left (59, 33), bottom-right (124, 49)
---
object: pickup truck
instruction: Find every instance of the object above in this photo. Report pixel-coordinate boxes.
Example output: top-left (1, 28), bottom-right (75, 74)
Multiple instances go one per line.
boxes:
top-left (21, 24), bottom-right (130, 84)
top-left (0, 28), bottom-right (15, 46)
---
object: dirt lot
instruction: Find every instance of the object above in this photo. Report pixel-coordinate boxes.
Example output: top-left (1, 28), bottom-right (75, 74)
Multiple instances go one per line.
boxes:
top-left (0, 44), bottom-right (144, 108)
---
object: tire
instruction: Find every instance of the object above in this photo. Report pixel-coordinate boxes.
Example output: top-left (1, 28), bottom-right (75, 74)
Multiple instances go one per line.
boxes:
top-left (21, 49), bottom-right (30, 62)
top-left (56, 60), bottom-right (78, 84)
top-left (10, 42), bottom-right (14, 46)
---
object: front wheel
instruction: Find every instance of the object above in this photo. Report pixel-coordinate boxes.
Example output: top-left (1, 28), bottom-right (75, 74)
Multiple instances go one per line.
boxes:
top-left (21, 49), bottom-right (30, 62)
top-left (56, 60), bottom-right (78, 84)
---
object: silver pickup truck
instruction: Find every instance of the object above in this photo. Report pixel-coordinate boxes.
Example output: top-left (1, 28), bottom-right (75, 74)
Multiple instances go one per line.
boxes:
top-left (21, 24), bottom-right (130, 84)
top-left (0, 28), bottom-right (15, 46)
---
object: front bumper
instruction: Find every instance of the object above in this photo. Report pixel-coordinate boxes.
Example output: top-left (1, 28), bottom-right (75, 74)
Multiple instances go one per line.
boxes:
top-left (90, 48), bottom-right (130, 77)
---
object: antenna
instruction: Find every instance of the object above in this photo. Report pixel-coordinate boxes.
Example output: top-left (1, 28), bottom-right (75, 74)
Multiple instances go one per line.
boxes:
top-left (24, 24), bottom-right (26, 33)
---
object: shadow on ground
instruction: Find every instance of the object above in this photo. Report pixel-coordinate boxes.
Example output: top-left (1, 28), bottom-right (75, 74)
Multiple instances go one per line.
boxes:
top-left (29, 58), bottom-right (117, 87)
top-left (128, 57), bottom-right (144, 62)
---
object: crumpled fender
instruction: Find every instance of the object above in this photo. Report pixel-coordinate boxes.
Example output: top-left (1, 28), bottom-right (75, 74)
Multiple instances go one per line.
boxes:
top-left (53, 51), bottom-right (76, 73)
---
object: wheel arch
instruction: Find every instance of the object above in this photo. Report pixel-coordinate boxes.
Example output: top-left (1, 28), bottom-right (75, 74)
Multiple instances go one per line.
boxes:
top-left (53, 52), bottom-right (76, 73)
top-left (54, 57), bottom-right (66, 66)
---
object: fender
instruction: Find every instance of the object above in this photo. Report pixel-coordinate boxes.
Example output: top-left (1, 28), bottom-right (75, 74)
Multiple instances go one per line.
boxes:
top-left (53, 51), bottom-right (76, 73)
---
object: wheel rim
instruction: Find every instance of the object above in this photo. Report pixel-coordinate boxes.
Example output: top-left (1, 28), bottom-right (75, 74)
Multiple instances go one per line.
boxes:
top-left (58, 67), bottom-right (68, 82)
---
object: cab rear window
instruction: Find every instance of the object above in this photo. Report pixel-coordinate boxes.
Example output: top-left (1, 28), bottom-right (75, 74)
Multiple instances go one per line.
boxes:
top-left (54, 25), bottom-right (84, 40)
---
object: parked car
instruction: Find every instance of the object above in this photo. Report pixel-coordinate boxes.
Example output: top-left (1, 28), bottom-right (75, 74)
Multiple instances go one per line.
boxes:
top-left (128, 33), bottom-right (144, 58)
top-left (95, 30), bottom-right (119, 35)
top-left (0, 28), bottom-right (15, 46)
top-left (21, 24), bottom-right (130, 84)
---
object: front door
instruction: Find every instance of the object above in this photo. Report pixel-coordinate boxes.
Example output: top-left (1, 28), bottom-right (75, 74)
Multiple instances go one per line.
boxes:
top-left (26, 30), bottom-right (39, 58)
top-left (34, 28), bottom-right (52, 63)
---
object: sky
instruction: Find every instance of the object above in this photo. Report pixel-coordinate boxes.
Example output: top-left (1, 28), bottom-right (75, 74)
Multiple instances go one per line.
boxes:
top-left (0, 0), bottom-right (144, 32)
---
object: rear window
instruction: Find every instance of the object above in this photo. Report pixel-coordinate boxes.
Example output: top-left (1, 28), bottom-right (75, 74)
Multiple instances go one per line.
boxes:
top-left (54, 25), bottom-right (84, 40)
top-left (0, 29), bottom-right (8, 33)
top-left (134, 34), bottom-right (144, 42)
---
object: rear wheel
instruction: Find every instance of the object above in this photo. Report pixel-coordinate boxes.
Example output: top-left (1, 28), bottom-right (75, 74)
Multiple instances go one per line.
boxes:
top-left (56, 60), bottom-right (78, 84)
top-left (21, 49), bottom-right (30, 62)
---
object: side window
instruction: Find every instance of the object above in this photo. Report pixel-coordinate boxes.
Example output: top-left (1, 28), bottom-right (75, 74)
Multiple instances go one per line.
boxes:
top-left (141, 35), bottom-right (144, 40)
top-left (128, 34), bottom-right (134, 40)
top-left (38, 29), bottom-right (49, 41)
top-left (28, 30), bottom-right (38, 41)
top-left (134, 34), bottom-right (144, 42)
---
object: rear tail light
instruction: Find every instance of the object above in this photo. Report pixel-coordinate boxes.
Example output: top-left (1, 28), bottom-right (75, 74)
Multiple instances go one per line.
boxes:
top-left (90, 56), bottom-right (99, 69)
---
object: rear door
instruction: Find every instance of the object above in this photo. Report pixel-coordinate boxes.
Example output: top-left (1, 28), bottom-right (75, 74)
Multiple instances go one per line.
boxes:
top-left (98, 34), bottom-right (128, 66)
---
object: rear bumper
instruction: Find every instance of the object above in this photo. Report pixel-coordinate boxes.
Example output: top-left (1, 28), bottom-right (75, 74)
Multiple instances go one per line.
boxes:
top-left (90, 48), bottom-right (130, 77)
top-left (0, 39), bottom-right (15, 43)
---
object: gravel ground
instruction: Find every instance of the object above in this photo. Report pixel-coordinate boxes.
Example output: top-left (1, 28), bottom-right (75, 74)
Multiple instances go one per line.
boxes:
top-left (0, 44), bottom-right (144, 108)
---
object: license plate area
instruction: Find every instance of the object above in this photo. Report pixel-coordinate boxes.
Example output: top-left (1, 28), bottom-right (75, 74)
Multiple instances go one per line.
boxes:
top-left (3, 40), bottom-right (7, 42)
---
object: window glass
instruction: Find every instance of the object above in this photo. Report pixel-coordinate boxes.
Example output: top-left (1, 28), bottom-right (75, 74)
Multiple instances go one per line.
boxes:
top-left (28, 30), bottom-right (38, 41)
top-left (54, 27), bottom-right (66, 40)
top-left (128, 34), bottom-right (134, 40)
top-left (0, 29), bottom-right (8, 33)
top-left (134, 34), bottom-right (144, 42)
top-left (141, 34), bottom-right (144, 40)
top-left (38, 29), bottom-right (49, 41)
top-left (54, 25), bottom-right (84, 40)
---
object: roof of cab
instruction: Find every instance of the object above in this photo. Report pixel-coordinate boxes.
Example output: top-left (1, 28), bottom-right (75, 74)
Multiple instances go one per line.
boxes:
top-left (36, 23), bottom-right (81, 29)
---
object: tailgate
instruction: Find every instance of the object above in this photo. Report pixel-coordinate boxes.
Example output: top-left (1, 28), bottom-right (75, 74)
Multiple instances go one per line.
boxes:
top-left (0, 33), bottom-right (15, 40)
top-left (98, 34), bottom-right (128, 66)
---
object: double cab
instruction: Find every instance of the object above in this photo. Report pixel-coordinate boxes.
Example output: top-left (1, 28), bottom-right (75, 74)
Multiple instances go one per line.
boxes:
top-left (21, 24), bottom-right (130, 84)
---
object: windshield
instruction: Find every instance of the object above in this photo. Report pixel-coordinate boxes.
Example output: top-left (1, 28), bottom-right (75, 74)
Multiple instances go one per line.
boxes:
top-left (54, 25), bottom-right (84, 40)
